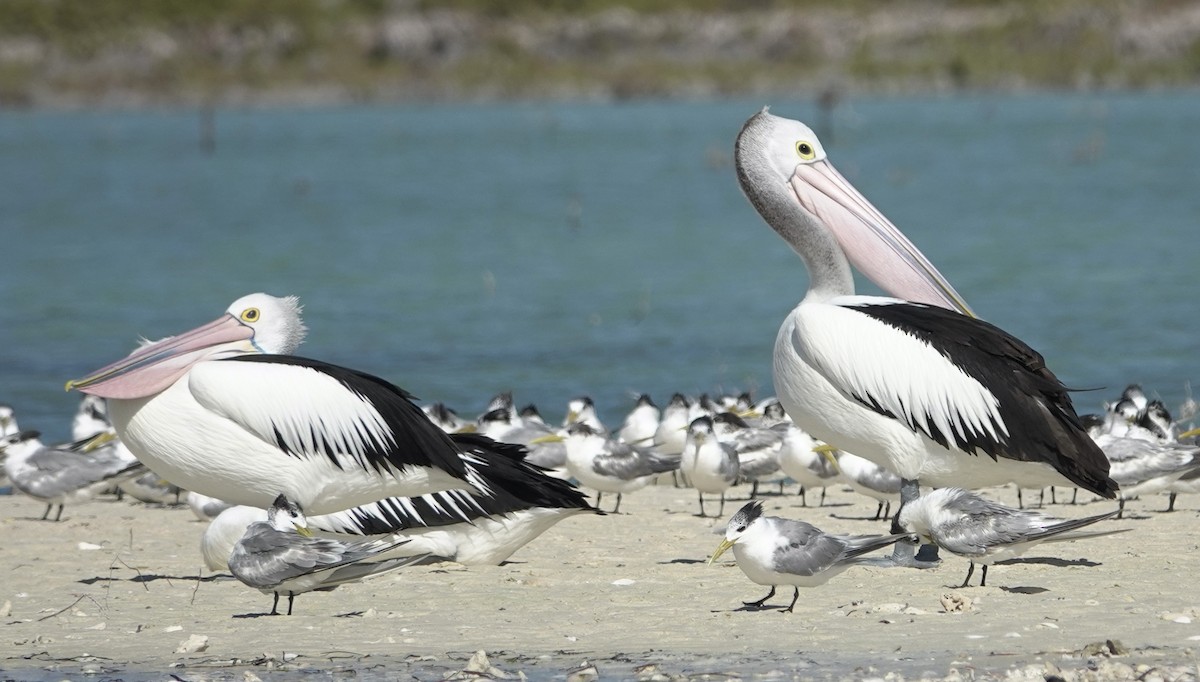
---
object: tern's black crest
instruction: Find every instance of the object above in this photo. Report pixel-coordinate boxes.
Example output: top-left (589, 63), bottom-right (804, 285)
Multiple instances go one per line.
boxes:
top-left (729, 500), bottom-right (764, 530)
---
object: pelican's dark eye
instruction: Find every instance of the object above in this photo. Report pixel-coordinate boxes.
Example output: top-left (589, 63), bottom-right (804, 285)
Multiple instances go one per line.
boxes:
top-left (240, 308), bottom-right (260, 323)
top-left (795, 141), bottom-right (816, 160)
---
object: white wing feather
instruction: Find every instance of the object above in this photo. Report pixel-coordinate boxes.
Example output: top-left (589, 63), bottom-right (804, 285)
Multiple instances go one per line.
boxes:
top-left (794, 299), bottom-right (1007, 446)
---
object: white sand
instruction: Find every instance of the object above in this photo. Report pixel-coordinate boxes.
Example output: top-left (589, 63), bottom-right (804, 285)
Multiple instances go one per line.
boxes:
top-left (3, 482), bottom-right (1199, 680)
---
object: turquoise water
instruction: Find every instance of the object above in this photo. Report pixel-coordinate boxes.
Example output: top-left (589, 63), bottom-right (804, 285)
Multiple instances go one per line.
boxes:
top-left (2, 92), bottom-right (1197, 440)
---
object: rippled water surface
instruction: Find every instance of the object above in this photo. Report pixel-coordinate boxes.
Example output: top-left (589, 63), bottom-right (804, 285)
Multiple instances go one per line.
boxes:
top-left (2, 92), bottom-right (1197, 438)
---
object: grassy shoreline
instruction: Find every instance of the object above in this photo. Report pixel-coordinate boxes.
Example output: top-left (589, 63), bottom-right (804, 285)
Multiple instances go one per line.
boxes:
top-left (2, 0), bottom-right (1199, 108)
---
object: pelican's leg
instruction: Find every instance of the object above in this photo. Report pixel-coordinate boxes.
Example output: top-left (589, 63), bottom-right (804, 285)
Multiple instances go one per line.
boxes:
top-left (888, 479), bottom-right (939, 568)
top-left (784, 587), bottom-right (800, 613)
top-left (743, 586), bottom-right (776, 608)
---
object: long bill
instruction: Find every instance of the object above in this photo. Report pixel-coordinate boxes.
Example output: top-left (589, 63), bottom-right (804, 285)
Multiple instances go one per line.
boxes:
top-left (708, 537), bottom-right (735, 565)
top-left (65, 314), bottom-right (256, 400)
top-left (790, 160), bottom-right (976, 317)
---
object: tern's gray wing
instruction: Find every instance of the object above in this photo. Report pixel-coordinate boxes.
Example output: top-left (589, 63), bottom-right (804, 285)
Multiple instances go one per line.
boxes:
top-left (503, 423), bottom-right (556, 446)
top-left (1101, 438), bottom-right (1200, 484)
top-left (926, 492), bottom-right (1118, 556)
top-left (524, 441), bottom-right (566, 469)
top-left (731, 429), bottom-right (783, 454)
top-left (738, 449), bottom-right (781, 479)
top-left (592, 443), bottom-right (678, 479)
top-left (317, 552), bottom-right (433, 589)
top-left (917, 491), bottom-right (1034, 556)
top-left (229, 523), bottom-right (375, 589)
top-left (848, 465), bottom-right (902, 494)
top-left (19, 447), bottom-right (145, 498)
top-left (718, 447), bottom-right (740, 483)
top-left (766, 518), bottom-right (897, 577)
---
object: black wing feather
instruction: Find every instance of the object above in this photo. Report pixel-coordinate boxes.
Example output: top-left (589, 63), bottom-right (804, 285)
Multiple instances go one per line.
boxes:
top-left (226, 354), bottom-right (469, 480)
top-left (851, 303), bottom-right (1116, 498)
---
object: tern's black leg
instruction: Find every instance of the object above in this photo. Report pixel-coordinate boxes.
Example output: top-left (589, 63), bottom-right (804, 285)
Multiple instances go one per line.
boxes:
top-left (612, 493), bottom-right (623, 514)
top-left (750, 480), bottom-right (760, 499)
top-left (286, 592), bottom-right (296, 616)
top-left (53, 505), bottom-right (64, 522)
top-left (979, 564), bottom-right (988, 588)
top-left (596, 492), bottom-right (603, 509)
top-left (872, 501), bottom-right (884, 520)
top-left (1168, 492), bottom-right (1178, 512)
top-left (697, 492), bottom-right (706, 517)
top-left (818, 486), bottom-right (826, 507)
top-left (717, 492), bottom-right (726, 517)
top-left (270, 593), bottom-right (280, 616)
top-left (798, 485), bottom-right (807, 506)
top-left (743, 586), bottom-right (776, 608)
top-left (960, 562), bottom-right (976, 588)
top-left (1016, 488), bottom-right (1024, 509)
top-left (41, 504), bottom-right (52, 520)
top-left (1117, 497), bottom-right (1126, 519)
top-left (784, 587), bottom-right (800, 613)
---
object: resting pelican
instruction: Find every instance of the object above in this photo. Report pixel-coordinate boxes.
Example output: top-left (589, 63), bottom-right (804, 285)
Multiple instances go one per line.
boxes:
top-left (735, 110), bottom-right (1117, 564)
top-left (66, 293), bottom-right (560, 514)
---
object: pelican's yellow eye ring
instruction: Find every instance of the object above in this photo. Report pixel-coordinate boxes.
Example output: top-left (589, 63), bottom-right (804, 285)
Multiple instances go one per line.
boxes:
top-left (795, 141), bottom-right (816, 160)
top-left (240, 307), bottom-right (261, 323)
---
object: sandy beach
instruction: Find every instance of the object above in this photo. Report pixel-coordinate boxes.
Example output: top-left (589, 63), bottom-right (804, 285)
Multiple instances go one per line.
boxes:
top-left (3, 480), bottom-right (1199, 681)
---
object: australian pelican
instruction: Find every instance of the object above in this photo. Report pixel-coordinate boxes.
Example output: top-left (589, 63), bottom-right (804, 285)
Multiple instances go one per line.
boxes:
top-left (66, 293), bottom-right (568, 515)
top-left (734, 109), bottom-right (1117, 564)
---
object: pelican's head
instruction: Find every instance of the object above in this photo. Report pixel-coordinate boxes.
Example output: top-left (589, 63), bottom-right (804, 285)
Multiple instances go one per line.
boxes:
top-left (66, 293), bottom-right (307, 400)
top-left (736, 108), bottom-right (974, 316)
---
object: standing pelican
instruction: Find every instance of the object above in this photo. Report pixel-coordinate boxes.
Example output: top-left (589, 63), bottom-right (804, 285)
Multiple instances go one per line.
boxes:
top-left (66, 293), bottom-right (564, 514)
top-left (735, 110), bottom-right (1117, 564)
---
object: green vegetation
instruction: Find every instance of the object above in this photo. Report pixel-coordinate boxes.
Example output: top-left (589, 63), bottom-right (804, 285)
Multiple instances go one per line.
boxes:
top-left (1, 0), bottom-right (1197, 107)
